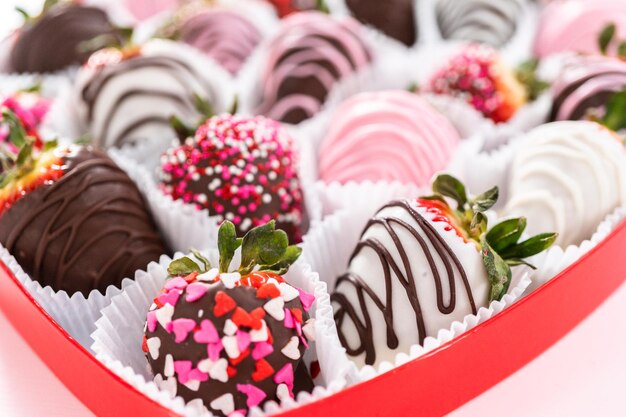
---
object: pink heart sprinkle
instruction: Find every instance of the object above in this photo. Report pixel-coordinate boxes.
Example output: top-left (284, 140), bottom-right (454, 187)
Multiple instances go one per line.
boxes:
top-left (283, 309), bottom-right (295, 329)
top-left (236, 384), bottom-right (267, 408)
top-left (297, 289), bottom-right (315, 312)
top-left (252, 341), bottom-right (274, 360)
top-left (174, 360), bottom-right (192, 384)
top-left (207, 340), bottom-right (224, 361)
top-left (188, 368), bottom-right (209, 382)
top-left (171, 318), bottom-right (197, 343)
top-left (300, 335), bottom-right (309, 349)
top-left (274, 363), bottom-right (294, 393)
top-left (185, 283), bottom-right (209, 302)
top-left (147, 311), bottom-right (158, 333)
top-left (194, 320), bottom-right (219, 344)
top-left (236, 330), bottom-right (251, 352)
top-left (165, 277), bottom-right (188, 290)
top-left (157, 289), bottom-right (180, 307)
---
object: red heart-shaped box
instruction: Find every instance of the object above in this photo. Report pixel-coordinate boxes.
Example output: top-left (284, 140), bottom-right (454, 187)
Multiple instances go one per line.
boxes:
top-left (1, 220), bottom-right (626, 417)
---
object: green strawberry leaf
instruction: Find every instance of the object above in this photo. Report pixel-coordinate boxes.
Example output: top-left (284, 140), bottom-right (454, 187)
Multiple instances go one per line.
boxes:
top-left (167, 256), bottom-right (201, 276)
top-left (515, 58), bottom-right (549, 101)
top-left (169, 115), bottom-right (196, 142)
top-left (499, 232), bottom-right (558, 260)
top-left (2, 109), bottom-right (28, 148)
top-left (470, 211), bottom-right (487, 237)
top-left (601, 89), bottom-right (626, 131)
top-left (619, 41), bottom-right (626, 59)
top-left (470, 186), bottom-right (499, 213)
top-left (240, 220), bottom-right (289, 274)
top-left (505, 258), bottom-right (537, 269)
top-left (599, 22), bottom-right (616, 54)
top-left (190, 248), bottom-right (211, 273)
top-left (432, 174), bottom-right (468, 209)
top-left (486, 217), bottom-right (527, 253)
top-left (481, 236), bottom-right (512, 302)
top-left (193, 93), bottom-right (214, 120)
top-left (260, 245), bottom-right (302, 275)
top-left (316, 0), bottom-right (330, 14)
top-left (15, 6), bottom-right (30, 20)
top-left (218, 221), bottom-right (242, 273)
top-left (229, 96), bottom-right (239, 115)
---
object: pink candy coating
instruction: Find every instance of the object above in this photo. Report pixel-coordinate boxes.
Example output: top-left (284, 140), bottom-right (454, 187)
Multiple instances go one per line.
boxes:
top-left (318, 90), bottom-right (459, 185)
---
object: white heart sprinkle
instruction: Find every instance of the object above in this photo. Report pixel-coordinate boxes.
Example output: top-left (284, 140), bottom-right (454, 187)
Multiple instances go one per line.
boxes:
top-left (250, 320), bottom-right (269, 342)
top-left (147, 337), bottom-right (161, 360)
top-left (264, 297), bottom-right (285, 321)
top-left (281, 336), bottom-right (301, 360)
top-left (155, 375), bottom-right (177, 398)
top-left (164, 354), bottom-right (174, 377)
top-left (198, 309), bottom-right (204, 318)
top-left (208, 358), bottom-right (229, 383)
top-left (276, 383), bottom-right (291, 402)
top-left (184, 379), bottom-right (200, 392)
top-left (210, 393), bottom-right (235, 415)
top-left (220, 272), bottom-right (241, 289)
top-left (197, 358), bottom-right (213, 373)
top-left (223, 319), bottom-right (238, 336)
top-left (279, 282), bottom-right (299, 302)
top-left (302, 319), bottom-right (316, 341)
top-left (222, 335), bottom-right (240, 358)
top-left (187, 399), bottom-right (209, 415)
top-left (197, 268), bottom-right (219, 282)
top-left (155, 304), bottom-right (174, 329)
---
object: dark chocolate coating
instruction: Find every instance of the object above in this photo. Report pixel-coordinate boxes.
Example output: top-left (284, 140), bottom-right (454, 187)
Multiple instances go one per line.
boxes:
top-left (0, 147), bottom-right (167, 295)
top-left (146, 281), bottom-right (312, 415)
top-left (10, 5), bottom-right (122, 73)
top-left (346, 0), bottom-right (417, 46)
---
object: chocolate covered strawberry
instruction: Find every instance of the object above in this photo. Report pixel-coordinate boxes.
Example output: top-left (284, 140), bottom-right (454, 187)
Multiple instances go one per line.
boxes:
top-left (144, 220), bottom-right (315, 416)
top-left (332, 174), bottom-right (557, 367)
top-left (0, 110), bottom-right (167, 295)
top-left (160, 114), bottom-right (309, 244)
top-left (427, 44), bottom-right (530, 123)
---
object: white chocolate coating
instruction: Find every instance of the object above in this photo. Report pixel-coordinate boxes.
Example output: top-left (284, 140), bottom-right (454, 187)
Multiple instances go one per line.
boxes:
top-left (503, 121), bottom-right (626, 247)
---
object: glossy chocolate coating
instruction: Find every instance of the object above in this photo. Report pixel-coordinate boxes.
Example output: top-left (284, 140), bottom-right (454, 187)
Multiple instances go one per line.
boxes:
top-left (346, 0), bottom-right (417, 46)
top-left (10, 5), bottom-right (122, 73)
top-left (0, 146), bottom-right (167, 295)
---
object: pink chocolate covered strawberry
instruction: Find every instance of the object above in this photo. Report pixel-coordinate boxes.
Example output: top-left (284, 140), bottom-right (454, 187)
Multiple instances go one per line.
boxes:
top-left (332, 174), bottom-right (557, 367)
top-left (144, 220), bottom-right (315, 416)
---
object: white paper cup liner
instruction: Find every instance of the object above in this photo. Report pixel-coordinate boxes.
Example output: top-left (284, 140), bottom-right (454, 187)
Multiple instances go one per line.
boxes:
top-left (0, 243), bottom-right (130, 351)
top-left (300, 186), bottom-right (534, 383)
top-left (92, 251), bottom-right (349, 417)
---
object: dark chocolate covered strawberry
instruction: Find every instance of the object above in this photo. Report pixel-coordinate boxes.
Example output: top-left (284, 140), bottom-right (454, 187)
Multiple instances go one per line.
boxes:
top-left (144, 220), bottom-right (315, 416)
top-left (332, 174), bottom-right (557, 367)
top-left (0, 109), bottom-right (167, 295)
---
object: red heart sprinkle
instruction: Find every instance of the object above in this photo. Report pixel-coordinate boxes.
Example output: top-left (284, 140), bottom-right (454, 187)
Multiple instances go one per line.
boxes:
top-left (250, 308), bottom-right (265, 330)
top-left (229, 348), bottom-right (250, 366)
top-left (184, 272), bottom-right (199, 283)
top-left (214, 291), bottom-right (236, 317)
top-left (141, 335), bottom-right (148, 353)
top-left (290, 308), bottom-right (303, 324)
top-left (227, 365), bottom-right (237, 378)
top-left (310, 361), bottom-right (321, 379)
top-left (232, 307), bottom-right (253, 328)
top-left (252, 359), bottom-right (275, 382)
top-left (256, 283), bottom-right (280, 299)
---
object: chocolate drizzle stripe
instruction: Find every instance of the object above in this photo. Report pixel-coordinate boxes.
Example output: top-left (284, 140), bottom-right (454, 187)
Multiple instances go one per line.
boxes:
top-left (2, 152), bottom-right (165, 292)
top-left (332, 200), bottom-right (476, 365)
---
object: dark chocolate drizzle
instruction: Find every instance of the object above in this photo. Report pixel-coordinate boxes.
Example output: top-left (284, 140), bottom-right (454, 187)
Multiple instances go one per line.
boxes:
top-left (549, 70), bottom-right (626, 121)
top-left (81, 55), bottom-right (218, 148)
top-left (331, 200), bottom-right (477, 365)
top-left (0, 147), bottom-right (167, 295)
top-left (10, 5), bottom-right (122, 73)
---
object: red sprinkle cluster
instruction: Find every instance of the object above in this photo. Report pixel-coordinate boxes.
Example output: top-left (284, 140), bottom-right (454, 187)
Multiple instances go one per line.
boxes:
top-left (428, 44), bottom-right (523, 123)
top-left (160, 114), bottom-right (306, 238)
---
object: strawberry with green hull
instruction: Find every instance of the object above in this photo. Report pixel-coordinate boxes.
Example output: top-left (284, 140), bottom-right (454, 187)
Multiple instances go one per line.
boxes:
top-left (0, 110), bottom-right (167, 295)
top-left (427, 44), bottom-right (546, 123)
top-left (332, 174), bottom-right (556, 368)
top-left (144, 220), bottom-right (315, 416)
